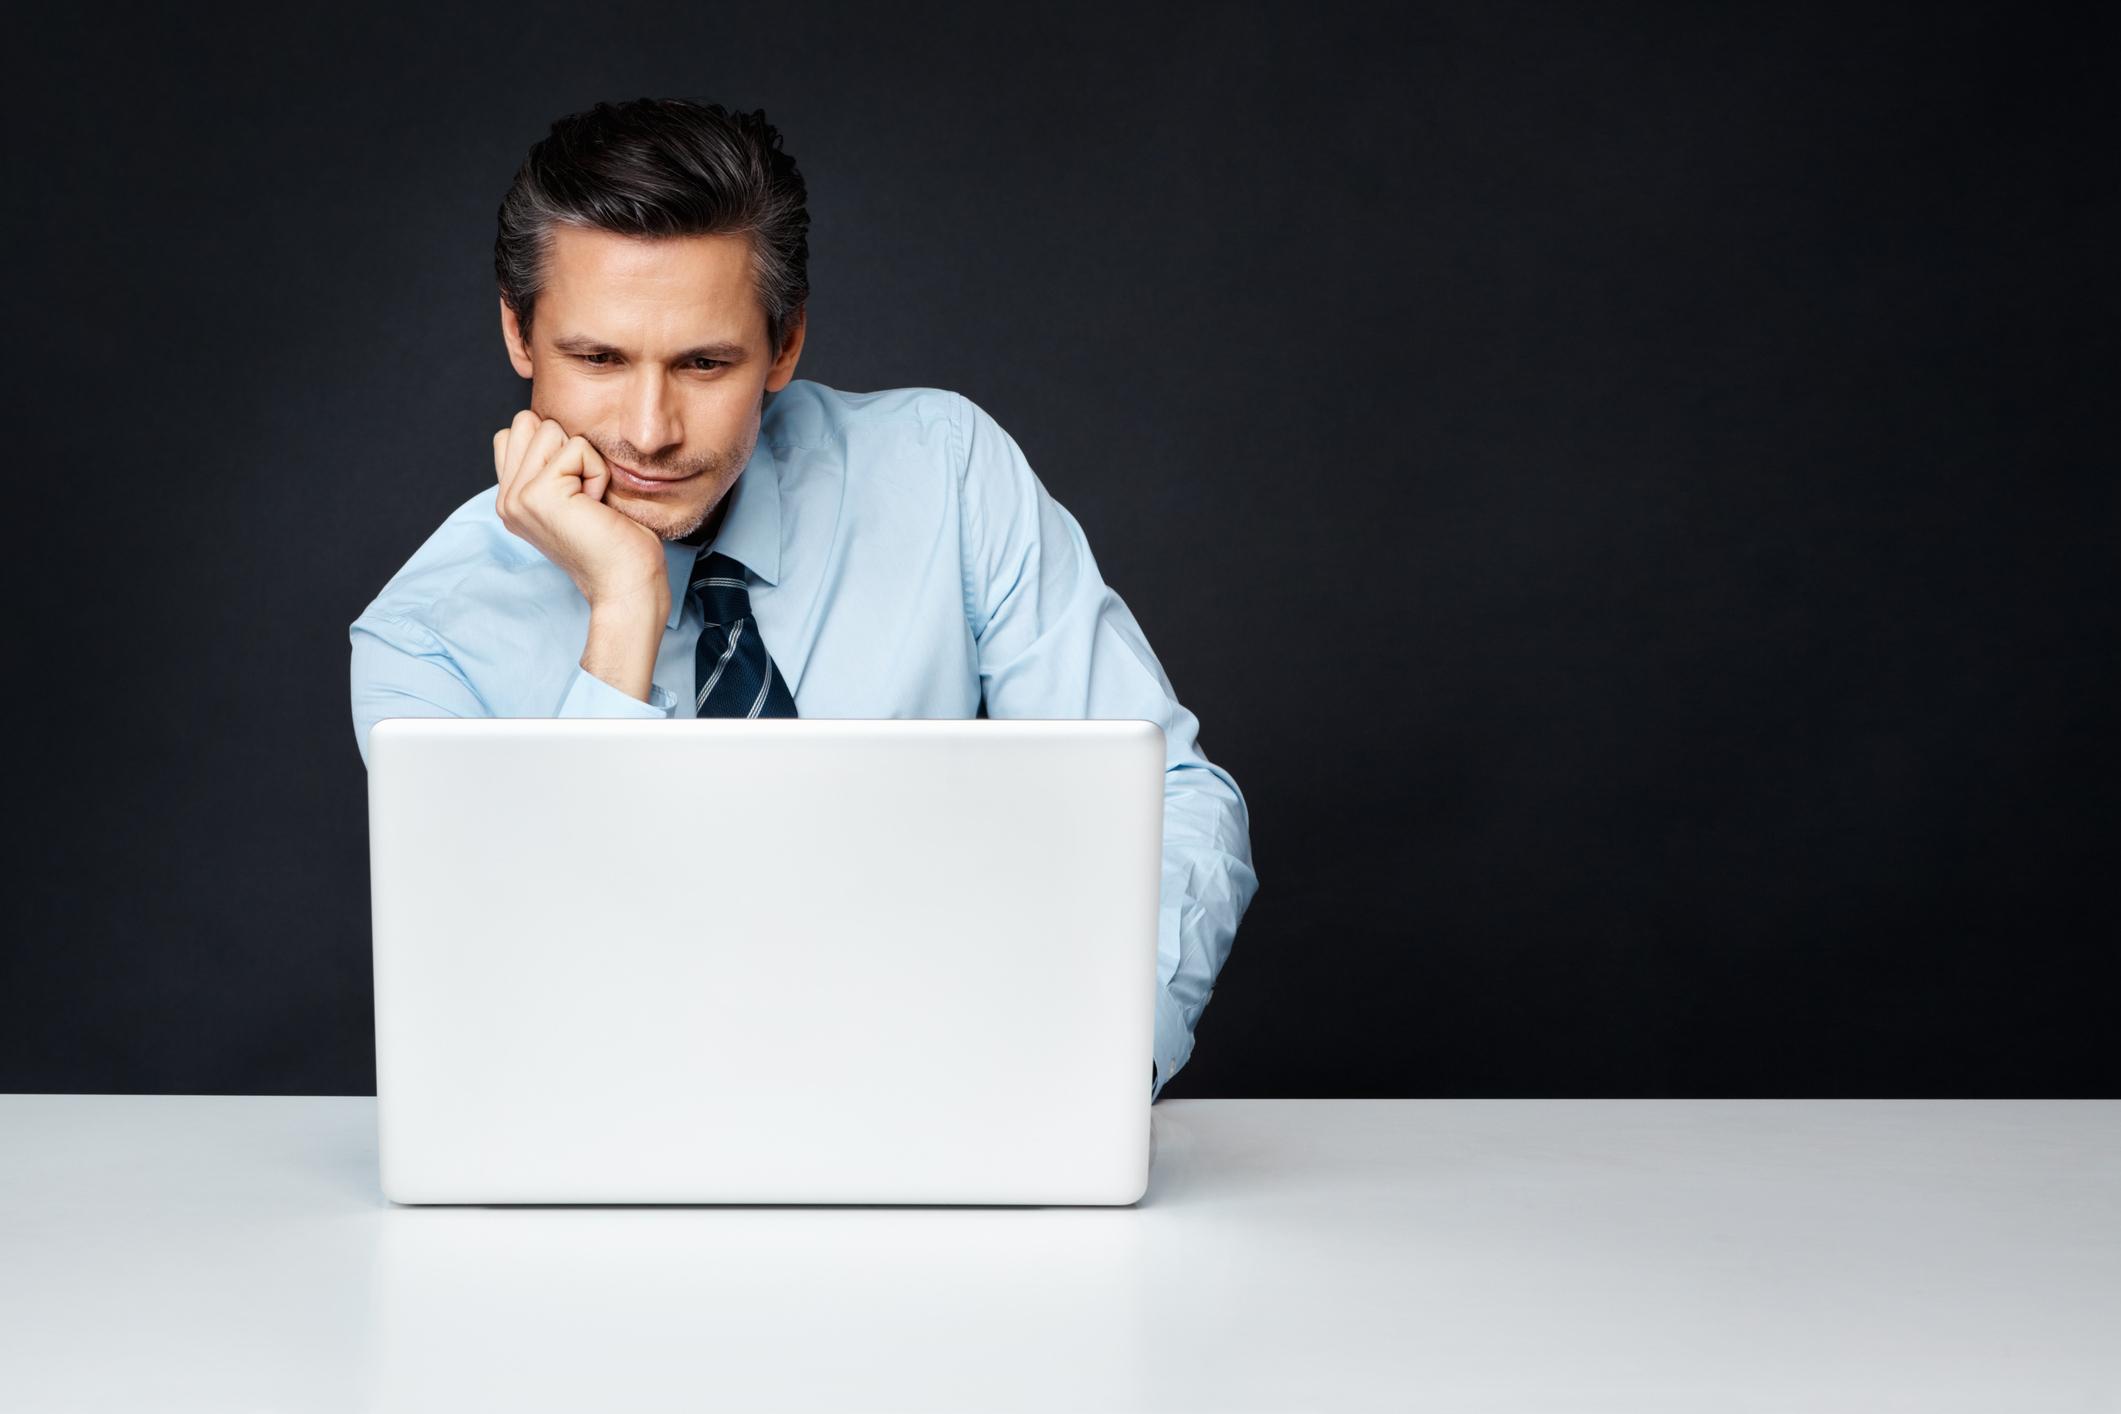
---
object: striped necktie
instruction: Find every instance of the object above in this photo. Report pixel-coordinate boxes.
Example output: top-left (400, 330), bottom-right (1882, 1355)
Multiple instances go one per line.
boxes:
top-left (690, 548), bottom-right (799, 718)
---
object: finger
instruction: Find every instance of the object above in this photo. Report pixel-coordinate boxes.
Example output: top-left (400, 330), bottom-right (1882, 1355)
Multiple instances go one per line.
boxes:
top-left (574, 436), bottom-right (611, 503)
top-left (516, 418), bottom-right (571, 500)
top-left (501, 408), bottom-right (543, 487)
top-left (497, 411), bottom-right (532, 501)
top-left (544, 434), bottom-right (595, 499)
top-left (492, 428), bottom-right (508, 482)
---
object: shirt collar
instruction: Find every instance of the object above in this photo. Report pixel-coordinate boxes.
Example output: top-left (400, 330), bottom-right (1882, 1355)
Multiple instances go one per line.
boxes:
top-left (661, 431), bottom-right (782, 630)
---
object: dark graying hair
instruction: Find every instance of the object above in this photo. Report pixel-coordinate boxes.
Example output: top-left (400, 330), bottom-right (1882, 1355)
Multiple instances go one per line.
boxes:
top-left (495, 98), bottom-right (810, 357)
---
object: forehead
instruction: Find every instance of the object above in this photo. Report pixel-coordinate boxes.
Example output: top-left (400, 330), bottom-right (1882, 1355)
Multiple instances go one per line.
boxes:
top-left (539, 226), bottom-right (761, 345)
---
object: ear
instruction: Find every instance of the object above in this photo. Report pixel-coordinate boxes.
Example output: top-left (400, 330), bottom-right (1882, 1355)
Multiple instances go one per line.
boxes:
top-left (500, 297), bottom-right (535, 380)
top-left (764, 305), bottom-right (807, 392)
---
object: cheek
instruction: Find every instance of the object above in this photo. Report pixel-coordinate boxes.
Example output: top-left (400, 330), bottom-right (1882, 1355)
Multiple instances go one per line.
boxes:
top-left (529, 386), bottom-right (590, 429)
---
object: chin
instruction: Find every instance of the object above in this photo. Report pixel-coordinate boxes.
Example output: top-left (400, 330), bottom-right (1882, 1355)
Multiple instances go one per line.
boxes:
top-left (612, 493), bottom-right (702, 542)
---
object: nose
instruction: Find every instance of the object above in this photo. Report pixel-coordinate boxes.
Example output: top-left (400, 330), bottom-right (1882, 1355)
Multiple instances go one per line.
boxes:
top-left (624, 370), bottom-right (683, 462)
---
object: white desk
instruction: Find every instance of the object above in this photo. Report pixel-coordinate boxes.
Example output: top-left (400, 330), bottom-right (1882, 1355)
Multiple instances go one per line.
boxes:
top-left (1, 1096), bottom-right (2116, 1411)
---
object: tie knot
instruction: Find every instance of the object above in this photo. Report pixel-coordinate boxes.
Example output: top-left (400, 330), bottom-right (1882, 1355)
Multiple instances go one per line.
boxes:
top-left (689, 548), bottom-right (753, 627)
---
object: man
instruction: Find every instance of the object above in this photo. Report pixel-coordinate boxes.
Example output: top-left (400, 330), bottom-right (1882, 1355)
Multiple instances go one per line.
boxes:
top-left (348, 98), bottom-right (1257, 1101)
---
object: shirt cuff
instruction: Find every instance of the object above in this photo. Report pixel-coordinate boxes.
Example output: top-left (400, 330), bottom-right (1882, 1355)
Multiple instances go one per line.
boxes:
top-left (554, 664), bottom-right (677, 719)
top-left (1152, 986), bottom-right (1193, 1102)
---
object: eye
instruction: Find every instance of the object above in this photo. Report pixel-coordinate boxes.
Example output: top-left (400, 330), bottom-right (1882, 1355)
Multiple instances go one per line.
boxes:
top-left (573, 353), bottom-right (725, 371)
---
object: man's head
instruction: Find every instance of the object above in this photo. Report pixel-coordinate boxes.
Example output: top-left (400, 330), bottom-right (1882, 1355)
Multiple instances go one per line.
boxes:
top-left (495, 98), bottom-right (809, 542)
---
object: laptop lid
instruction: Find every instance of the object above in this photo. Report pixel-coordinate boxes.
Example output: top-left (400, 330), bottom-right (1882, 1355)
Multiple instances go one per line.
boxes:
top-left (366, 716), bottom-right (1164, 1206)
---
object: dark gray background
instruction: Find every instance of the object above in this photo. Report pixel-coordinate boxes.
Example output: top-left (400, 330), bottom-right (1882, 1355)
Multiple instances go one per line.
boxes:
top-left (5, 3), bottom-right (2112, 1097)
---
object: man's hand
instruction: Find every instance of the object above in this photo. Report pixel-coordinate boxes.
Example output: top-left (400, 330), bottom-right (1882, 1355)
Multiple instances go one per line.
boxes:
top-left (492, 411), bottom-right (670, 620)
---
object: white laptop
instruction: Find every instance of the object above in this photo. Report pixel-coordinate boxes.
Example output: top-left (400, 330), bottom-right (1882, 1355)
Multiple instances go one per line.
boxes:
top-left (365, 716), bottom-right (1165, 1206)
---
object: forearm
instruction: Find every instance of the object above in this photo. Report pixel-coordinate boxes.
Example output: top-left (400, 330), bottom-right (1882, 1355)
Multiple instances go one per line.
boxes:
top-left (1153, 795), bottom-right (1260, 1097)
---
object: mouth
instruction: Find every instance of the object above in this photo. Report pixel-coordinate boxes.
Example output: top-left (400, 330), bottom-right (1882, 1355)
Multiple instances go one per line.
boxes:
top-left (610, 460), bottom-right (700, 493)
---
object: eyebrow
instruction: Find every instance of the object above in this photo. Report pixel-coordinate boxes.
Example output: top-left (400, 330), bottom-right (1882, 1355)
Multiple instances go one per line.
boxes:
top-left (550, 333), bottom-right (748, 362)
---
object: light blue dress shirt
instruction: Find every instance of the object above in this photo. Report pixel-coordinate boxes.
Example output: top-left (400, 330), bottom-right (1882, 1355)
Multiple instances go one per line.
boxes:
top-left (349, 379), bottom-right (1258, 1099)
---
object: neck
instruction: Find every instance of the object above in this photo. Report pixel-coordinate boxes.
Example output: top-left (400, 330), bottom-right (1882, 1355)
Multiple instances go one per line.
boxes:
top-left (681, 492), bottom-right (731, 548)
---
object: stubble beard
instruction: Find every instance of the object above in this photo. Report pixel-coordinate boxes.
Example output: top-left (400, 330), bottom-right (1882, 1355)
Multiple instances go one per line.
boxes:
top-left (606, 422), bottom-right (758, 544)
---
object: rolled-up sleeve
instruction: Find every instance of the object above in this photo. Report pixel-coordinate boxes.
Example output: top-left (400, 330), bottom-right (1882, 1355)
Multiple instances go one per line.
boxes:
top-left (349, 613), bottom-right (673, 771)
top-left (953, 393), bottom-right (1259, 1101)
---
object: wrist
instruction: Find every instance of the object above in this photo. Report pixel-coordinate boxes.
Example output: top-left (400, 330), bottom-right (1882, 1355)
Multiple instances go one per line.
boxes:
top-left (586, 582), bottom-right (670, 627)
top-left (580, 604), bottom-right (665, 705)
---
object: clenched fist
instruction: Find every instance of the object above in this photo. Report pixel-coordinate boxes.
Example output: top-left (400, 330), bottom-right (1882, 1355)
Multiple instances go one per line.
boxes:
top-left (492, 410), bottom-right (669, 618)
